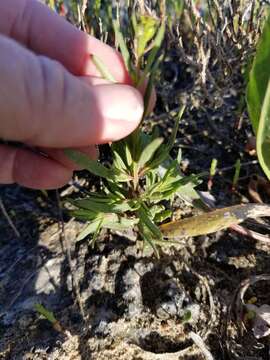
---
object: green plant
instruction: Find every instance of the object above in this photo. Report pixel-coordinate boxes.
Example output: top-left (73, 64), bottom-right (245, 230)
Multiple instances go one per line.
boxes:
top-left (65, 6), bottom-right (201, 257)
top-left (208, 158), bottom-right (218, 190)
top-left (247, 11), bottom-right (270, 180)
top-left (232, 159), bottom-right (241, 191)
top-left (35, 303), bottom-right (63, 332)
top-left (64, 3), bottom-right (270, 253)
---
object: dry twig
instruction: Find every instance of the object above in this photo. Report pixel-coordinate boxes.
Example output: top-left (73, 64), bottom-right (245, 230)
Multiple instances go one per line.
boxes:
top-left (0, 196), bottom-right (20, 238)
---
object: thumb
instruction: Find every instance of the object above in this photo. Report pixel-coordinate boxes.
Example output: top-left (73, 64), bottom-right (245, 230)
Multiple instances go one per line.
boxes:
top-left (0, 35), bottom-right (144, 148)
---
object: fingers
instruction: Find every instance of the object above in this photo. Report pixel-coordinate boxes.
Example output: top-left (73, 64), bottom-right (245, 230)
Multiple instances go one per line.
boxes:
top-left (0, 145), bottom-right (72, 189)
top-left (137, 78), bottom-right (157, 116)
top-left (0, 0), bottom-right (131, 82)
top-left (42, 145), bottom-right (99, 170)
top-left (0, 35), bottom-right (144, 148)
top-left (0, 143), bottom-right (98, 189)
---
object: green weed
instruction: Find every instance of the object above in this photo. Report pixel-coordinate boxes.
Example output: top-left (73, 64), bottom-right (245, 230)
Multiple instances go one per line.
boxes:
top-left (65, 4), bottom-right (200, 256)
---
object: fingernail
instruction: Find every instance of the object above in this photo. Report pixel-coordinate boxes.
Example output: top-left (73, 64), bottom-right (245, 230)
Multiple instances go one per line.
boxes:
top-left (98, 84), bottom-right (143, 122)
top-left (93, 84), bottom-right (144, 142)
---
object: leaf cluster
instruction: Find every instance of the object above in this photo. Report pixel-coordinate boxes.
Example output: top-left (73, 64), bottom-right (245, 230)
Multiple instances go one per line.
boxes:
top-left (65, 6), bottom-right (200, 256)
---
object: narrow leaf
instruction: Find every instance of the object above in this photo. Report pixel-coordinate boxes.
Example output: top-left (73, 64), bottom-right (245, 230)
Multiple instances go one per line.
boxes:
top-left (136, 15), bottom-right (159, 58)
top-left (154, 210), bottom-right (172, 223)
top-left (92, 55), bottom-right (117, 83)
top-left (113, 19), bottom-right (131, 73)
top-left (69, 209), bottom-right (99, 221)
top-left (247, 14), bottom-right (270, 134)
top-left (76, 218), bottom-right (103, 241)
top-left (89, 218), bottom-right (103, 248)
top-left (125, 142), bottom-right (133, 166)
top-left (103, 217), bottom-right (139, 231)
top-left (64, 149), bottom-right (113, 178)
top-left (147, 106), bottom-right (185, 170)
top-left (143, 20), bottom-right (166, 76)
top-left (167, 106), bottom-right (185, 151)
top-left (210, 158), bottom-right (218, 177)
top-left (149, 204), bottom-right (165, 218)
top-left (138, 206), bottom-right (163, 240)
top-left (141, 230), bottom-right (160, 258)
top-left (257, 79), bottom-right (270, 179)
top-left (138, 137), bottom-right (163, 170)
top-left (35, 304), bottom-right (57, 324)
top-left (70, 198), bottom-right (135, 213)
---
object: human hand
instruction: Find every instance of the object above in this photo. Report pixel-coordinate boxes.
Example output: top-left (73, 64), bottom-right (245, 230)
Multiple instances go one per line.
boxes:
top-left (0, 0), bottom-right (144, 189)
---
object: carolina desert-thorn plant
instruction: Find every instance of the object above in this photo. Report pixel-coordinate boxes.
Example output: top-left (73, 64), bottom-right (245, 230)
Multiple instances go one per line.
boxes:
top-left (65, 7), bottom-right (270, 255)
top-left (65, 9), bottom-right (201, 256)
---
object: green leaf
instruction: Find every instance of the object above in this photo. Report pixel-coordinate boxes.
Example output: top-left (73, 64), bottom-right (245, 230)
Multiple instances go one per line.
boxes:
top-left (92, 55), bottom-right (117, 83)
top-left (149, 204), bottom-right (165, 218)
top-left (113, 149), bottom-right (129, 172)
top-left (210, 158), bottom-right (218, 177)
top-left (65, 149), bottom-right (132, 183)
top-left (35, 304), bottom-right (57, 324)
top-left (149, 173), bottom-right (201, 202)
top-left (246, 11), bottom-right (270, 179)
top-left (113, 19), bottom-right (132, 73)
top-left (70, 198), bottom-right (135, 213)
top-left (111, 140), bottom-right (133, 168)
top-left (257, 79), bottom-right (270, 179)
top-left (142, 67), bottom-right (157, 117)
top-left (141, 229), bottom-right (160, 258)
top-left (145, 170), bottom-right (157, 189)
top-left (103, 216), bottom-right (139, 231)
top-left (247, 14), bottom-right (270, 134)
top-left (167, 106), bottom-right (185, 151)
top-left (143, 20), bottom-right (166, 76)
top-left (176, 148), bottom-right (182, 164)
top-left (154, 210), bottom-right (172, 223)
top-left (104, 181), bottom-right (127, 199)
top-left (181, 310), bottom-right (192, 323)
top-left (147, 106), bottom-right (185, 170)
top-left (76, 218), bottom-right (103, 241)
top-left (138, 206), bottom-right (163, 240)
top-left (176, 180), bottom-right (202, 206)
top-left (125, 142), bottom-right (133, 167)
top-left (64, 149), bottom-right (113, 179)
top-left (136, 15), bottom-right (159, 58)
top-left (113, 172), bottom-right (133, 182)
top-left (138, 137), bottom-right (163, 170)
top-left (93, 0), bottom-right (101, 18)
top-left (69, 209), bottom-right (99, 221)
top-left (131, 11), bottom-right (138, 36)
top-left (89, 218), bottom-right (103, 248)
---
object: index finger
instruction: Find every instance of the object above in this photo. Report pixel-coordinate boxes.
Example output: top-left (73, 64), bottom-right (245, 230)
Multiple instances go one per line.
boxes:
top-left (0, 0), bottom-right (131, 83)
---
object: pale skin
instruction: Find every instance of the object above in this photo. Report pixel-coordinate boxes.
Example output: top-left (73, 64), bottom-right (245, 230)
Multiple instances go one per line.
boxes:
top-left (0, 0), bottom-right (146, 190)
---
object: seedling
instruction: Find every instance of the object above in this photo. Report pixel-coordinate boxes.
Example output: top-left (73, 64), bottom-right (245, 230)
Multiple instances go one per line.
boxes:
top-left (65, 7), bottom-right (200, 257)
top-left (208, 158), bottom-right (218, 191)
top-left (35, 303), bottom-right (63, 332)
top-left (65, 5), bottom-right (270, 254)
top-left (232, 159), bottom-right (241, 191)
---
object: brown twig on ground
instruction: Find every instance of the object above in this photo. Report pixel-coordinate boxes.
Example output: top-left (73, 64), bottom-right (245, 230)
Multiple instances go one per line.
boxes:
top-left (189, 332), bottom-right (214, 360)
top-left (230, 224), bottom-right (270, 243)
top-left (0, 196), bottom-right (20, 238)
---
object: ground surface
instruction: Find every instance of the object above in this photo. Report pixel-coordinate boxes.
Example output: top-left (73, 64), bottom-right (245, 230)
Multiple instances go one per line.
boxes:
top-left (1, 1), bottom-right (270, 359)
